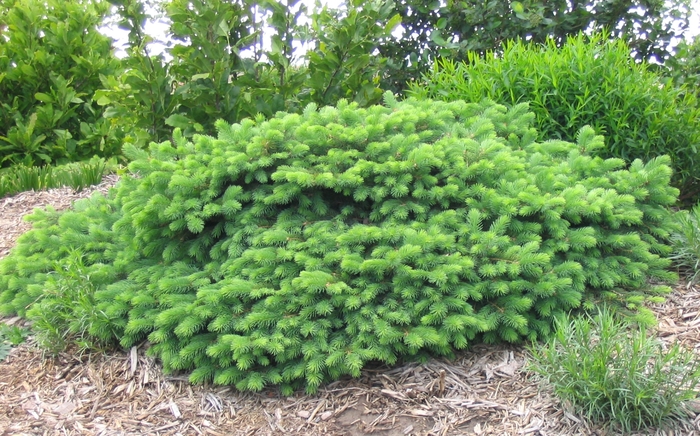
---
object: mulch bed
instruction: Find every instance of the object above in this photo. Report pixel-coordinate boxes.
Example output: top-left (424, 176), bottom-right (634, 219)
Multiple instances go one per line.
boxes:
top-left (2, 181), bottom-right (700, 435)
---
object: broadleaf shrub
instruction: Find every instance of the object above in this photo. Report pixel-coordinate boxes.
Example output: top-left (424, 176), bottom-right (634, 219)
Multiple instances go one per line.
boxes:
top-left (0, 0), bottom-right (123, 167)
top-left (0, 95), bottom-right (678, 393)
top-left (409, 32), bottom-right (700, 202)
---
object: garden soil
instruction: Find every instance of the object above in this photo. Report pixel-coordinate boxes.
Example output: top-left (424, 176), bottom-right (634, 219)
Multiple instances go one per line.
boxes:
top-left (2, 180), bottom-right (700, 435)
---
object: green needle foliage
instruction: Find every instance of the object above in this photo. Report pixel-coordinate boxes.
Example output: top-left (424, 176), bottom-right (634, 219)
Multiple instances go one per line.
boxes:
top-left (0, 95), bottom-right (678, 393)
top-left (528, 307), bottom-right (700, 433)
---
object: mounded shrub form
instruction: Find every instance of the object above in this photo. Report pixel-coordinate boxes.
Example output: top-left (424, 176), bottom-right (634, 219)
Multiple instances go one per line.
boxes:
top-left (0, 94), bottom-right (678, 393)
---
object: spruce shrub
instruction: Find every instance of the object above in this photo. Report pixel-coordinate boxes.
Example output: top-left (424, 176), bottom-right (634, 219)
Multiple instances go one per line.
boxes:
top-left (0, 95), bottom-right (678, 393)
top-left (408, 33), bottom-right (700, 202)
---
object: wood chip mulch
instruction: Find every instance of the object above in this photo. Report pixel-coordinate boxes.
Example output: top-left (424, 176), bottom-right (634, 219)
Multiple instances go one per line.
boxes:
top-left (2, 180), bottom-right (700, 435)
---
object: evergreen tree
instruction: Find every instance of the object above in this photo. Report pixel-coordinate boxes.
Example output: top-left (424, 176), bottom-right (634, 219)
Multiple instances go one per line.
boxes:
top-left (0, 95), bottom-right (677, 393)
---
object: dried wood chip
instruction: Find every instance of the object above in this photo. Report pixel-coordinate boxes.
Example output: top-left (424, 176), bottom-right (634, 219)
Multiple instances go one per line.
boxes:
top-left (380, 389), bottom-right (407, 400)
top-left (129, 346), bottom-right (138, 376)
top-left (407, 409), bottom-right (434, 417)
top-left (52, 402), bottom-right (76, 417)
top-left (169, 400), bottom-right (182, 419)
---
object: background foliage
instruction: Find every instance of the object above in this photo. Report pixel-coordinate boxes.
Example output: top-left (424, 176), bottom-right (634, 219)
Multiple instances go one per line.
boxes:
top-left (0, 0), bottom-right (123, 167)
top-left (409, 33), bottom-right (700, 202)
top-left (664, 34), bottom-right (700, 98)
top-left (0, 157), bottom-right (112, 198)
top-left (376, 0), bottom-right (692, 93)
top-left (1, 0), bottom-right (697, 170)
top-left (96, 0), bottom-right (398, 149)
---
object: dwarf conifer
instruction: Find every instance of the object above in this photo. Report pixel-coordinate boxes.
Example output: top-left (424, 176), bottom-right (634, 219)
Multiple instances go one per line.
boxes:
top-left (0, 94), bottom-right (678, 393)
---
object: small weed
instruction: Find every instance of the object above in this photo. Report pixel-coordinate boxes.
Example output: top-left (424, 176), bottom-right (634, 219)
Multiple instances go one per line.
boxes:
top-left (527, 307), bottom-right (700, 433)
top-left (27, 250), bottom-right (119, 354)
top-left (0, 323), bottom-right (30, 345)
top-left (0, 343), bottom-right (10, 361)
top-left (0, 322), bottom-right (30, 361)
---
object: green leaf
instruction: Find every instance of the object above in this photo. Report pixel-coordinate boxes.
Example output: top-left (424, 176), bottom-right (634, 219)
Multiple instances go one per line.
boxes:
top-left (384, 13), bottom-right (402, 34)
top-left (216, 20), bottom-right (230, 38)
top-left (429, 30), bottom-right (446, 46)
top-left (165, 114), bottom-right (193, 129)
top-left (191, 73), bottom-right (210, 81)
top-left (270, 35), bottom-right (284, 56)
top-left (95, 95), bottom-right (111, 106)
top-left (511, 1), bottom-right (524, 14)
top-left (0, 343), bottom-right (11, 362)
top-left (35, 92), bottom-right (54, 103)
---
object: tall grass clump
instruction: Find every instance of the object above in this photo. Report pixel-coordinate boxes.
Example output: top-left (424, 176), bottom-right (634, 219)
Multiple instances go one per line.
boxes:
top-left (0, 157), bottom-right (111, 198)
top-left (528, 307), bottom-right (700, 433)
top-left (669, 204), bottom-right (700, 286)
top-left (409, 32), bottom-right (700, 202)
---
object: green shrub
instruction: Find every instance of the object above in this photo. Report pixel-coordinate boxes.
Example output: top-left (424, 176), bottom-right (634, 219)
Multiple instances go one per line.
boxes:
top-left (0, 0), bottom-right (122, 167)
top-left (0, 95), bottom-right (678, 393)
top-left (409, 32), bottom-right (700, 202)
top-left (664, 35), bottom-right (700, 100)
top-left (528, 307), bottom-right (700, 433)
top-left (96, 0), bottom-right (396, 149)
top-left (669, 203), bottom-right (700, 286)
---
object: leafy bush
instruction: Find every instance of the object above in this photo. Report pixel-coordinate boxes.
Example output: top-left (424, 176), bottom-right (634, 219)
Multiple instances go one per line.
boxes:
top-left (0, 157), bottom-right (111, 199)
top-left (0, 95), bottom-right (678, 393)
top-left (669, 203), bottom-right (700, 286)
top-left (664, 34), bottom-right (700, 100)
top-left (97, 0), bottom-right (397, 149)
top-left (409, 32), bottom-right (700, 201)
top-left (0, 0), bottom-right (122, 167)
top-left (379, 0), bottom-right (692, 94)
top-left (528, 307), bottom-right (700, 433)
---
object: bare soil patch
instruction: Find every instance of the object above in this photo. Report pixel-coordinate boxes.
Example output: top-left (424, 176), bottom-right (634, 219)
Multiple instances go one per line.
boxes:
top-left (2, 181), bottom-right (700, 435)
